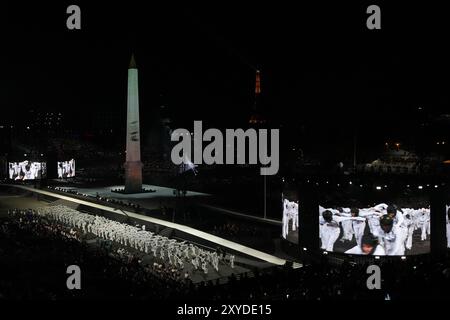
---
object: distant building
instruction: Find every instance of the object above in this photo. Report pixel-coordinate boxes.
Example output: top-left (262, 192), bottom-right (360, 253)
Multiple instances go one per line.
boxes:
top-left (360, 149), bottom-right (420, 174)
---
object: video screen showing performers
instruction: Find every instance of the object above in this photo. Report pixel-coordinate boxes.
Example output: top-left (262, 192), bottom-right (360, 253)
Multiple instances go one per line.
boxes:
top-left (319, 203), bottom-right (431, 255)
top-left (8, 161), bottom-right (47, 180)
top-left (282, 189), bottom-right (299, 244)
top-left (446, 205), bottom-right (450, 249)
top-left (57, 159), bottom-right (75, 178)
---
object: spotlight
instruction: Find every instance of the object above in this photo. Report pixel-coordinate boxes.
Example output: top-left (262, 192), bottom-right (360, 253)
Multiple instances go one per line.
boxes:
top-left (376, 186), bottom-right (382, 190)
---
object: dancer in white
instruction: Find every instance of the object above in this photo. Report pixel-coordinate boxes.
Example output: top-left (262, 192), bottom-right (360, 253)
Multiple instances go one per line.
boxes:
top-left (319, 210), bottom-right (341, 252)
top-left (402, 210), bottom-right (415, 250)
top-left (333, 208), bottom-right (353, 242)
top-left (373, 215), bottom-right (408, 256)
top-left (282, 198), bottom-right (299, 239)
top-left (282, 199), bottom-right (290, 239)
top-left (350, 208), bottom-right (366, 247)
top-left (58, 163), bottom-right (63, 179)
top-left (417, 209), bottom-right (430, 241)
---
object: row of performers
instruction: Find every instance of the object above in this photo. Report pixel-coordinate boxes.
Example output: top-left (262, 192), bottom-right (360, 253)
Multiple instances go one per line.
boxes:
top-left (319, 204), bottom-right (430, 256)
top-left (8, 161), bottom-right (46, 180)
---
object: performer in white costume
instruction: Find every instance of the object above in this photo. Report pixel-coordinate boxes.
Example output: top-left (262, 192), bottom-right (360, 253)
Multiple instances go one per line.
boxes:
top-left (373, 215), bottom-right (408, 256)
top-left (282, 199), bottom-right (290, 239)
top-left (282, 198), bottom-right (299, 239)
top-left (345, 234), bottom-right (386, 255)
top-left (319, 210), bottom-right (341, 252)
top-left (417, 209), bottom-right (430, 241)
top-left (350, 208), bottom-right (366, 247)
top-left (337, 208), bottom-right (354, 242)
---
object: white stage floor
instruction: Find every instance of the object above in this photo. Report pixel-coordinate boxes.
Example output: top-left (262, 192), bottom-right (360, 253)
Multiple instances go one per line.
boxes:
top-left (6, 184), bottom-right (286, 266)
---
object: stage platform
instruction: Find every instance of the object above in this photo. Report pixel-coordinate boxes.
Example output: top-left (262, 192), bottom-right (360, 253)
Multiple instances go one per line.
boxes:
top-left (55, 184), bottom-right (209, 210)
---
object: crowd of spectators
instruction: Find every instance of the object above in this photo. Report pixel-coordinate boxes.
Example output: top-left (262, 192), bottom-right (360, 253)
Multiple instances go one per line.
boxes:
top-left (1, 209), bottom-right (450, 300)
top-left (195, 255), bottom-right (450, 300)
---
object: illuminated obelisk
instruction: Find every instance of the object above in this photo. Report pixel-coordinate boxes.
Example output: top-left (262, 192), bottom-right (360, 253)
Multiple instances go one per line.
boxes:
top-left (124, 54), bottom-right (143, 193)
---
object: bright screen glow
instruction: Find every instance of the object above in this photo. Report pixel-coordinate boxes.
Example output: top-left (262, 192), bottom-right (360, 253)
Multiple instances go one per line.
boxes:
top-left (319, 204), bottom-right (430, 255)
top-left (282, 197), bottom-right (299, 241)
top-left (57, 159), bottom-right (75, 178)
top-left (8, 161), bottom-right (47, 180)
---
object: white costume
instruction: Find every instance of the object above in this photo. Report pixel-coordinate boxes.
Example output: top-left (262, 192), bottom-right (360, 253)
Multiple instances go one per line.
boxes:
top-left (345, 244), bottom-right (386, 256)
top-left (373, 224), bottom-right (408, 256)
top-left (319, 219), bottom-right (340, 252)
top-left (20, 205), bottom-right (221, 273)
top-left (282, 198), bottom-right (299, 239)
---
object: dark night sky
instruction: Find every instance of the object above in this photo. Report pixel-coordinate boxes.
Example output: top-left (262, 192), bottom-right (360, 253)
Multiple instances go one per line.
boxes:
top-left (3, 1), bottom-right (450, 156)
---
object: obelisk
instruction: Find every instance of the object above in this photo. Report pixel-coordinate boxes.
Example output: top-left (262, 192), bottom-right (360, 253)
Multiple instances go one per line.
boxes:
top-left (124, 54), bottom-right (143, 193)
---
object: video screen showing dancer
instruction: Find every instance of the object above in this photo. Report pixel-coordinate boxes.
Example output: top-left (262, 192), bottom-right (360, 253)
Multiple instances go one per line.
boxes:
top-left (319, 203), bottom-right (430, 255)
top-left (57, 159), bottom-right (75, 178)
top-left (281, 188), bottom-right (299, 244)
top-left (8, 161), bottom-right (47, 180)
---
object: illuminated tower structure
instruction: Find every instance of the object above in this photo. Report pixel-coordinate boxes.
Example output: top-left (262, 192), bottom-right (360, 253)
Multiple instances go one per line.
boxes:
top-left (248, 70), bottom-right (266, 126)
top-left (124, 54), bottom-right (143, 193)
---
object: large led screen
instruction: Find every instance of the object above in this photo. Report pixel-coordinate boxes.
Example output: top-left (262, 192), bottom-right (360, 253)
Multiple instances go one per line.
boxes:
top-left (281, 187), bottom-right (299, 244)
top-left (8, 161), bottom-right (47, 180)
top-left (319, 203), bottom-right (430, 255)
top-left (57, 159), bottom-right (75, 178)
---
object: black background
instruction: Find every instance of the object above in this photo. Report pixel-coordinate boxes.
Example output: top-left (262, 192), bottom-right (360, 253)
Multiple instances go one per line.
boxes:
top-left (3, 1), bottom-right (450, 162)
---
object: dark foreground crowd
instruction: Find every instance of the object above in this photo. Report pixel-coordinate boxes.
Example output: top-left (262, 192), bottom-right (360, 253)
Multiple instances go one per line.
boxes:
top-left (1, 210), bottom-right (450, 300)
